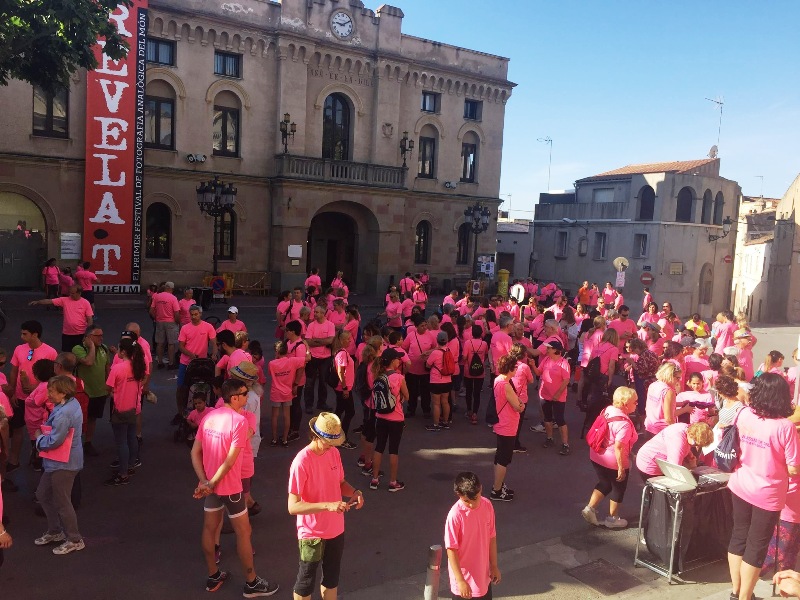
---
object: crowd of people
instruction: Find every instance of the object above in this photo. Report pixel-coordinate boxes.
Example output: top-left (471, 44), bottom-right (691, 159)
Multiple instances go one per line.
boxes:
top-left (2, 268), bottom-right (800, 600)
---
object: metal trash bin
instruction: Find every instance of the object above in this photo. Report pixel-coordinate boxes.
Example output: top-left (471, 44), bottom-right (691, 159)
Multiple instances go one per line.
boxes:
top-left (192, 287), bottom-right (213, 311)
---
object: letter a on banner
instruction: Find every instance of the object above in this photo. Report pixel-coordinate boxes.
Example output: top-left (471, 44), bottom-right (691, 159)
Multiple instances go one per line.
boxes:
top-left (83, 0), bottom-right (148, 292)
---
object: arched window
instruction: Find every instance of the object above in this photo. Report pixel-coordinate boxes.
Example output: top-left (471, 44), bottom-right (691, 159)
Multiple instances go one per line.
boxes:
top-left (219, 208), bottom-right (236, 260)
top-left (460, 131), bottom-right (479, 183)
top-left (415, 220), bottom-right (431, 264)
top-left (675, 187), bottom-right (695, 223)
top-left (145, 80), bottom-right (176, 150)
top-left (638, 185), bottom-right (655, 221)
top-left (213, 91), bottom-right (241, 157)
top-left (700, 190), bottom-right (712, 224)
top-left (322, 93), bottom-right (351, 160)
top-left (456, 223), bottom-right (471, 265)
top-left (145, 202), bottom-right (171, 259)
top-left (713, 192), bottom-right (725, 225)
top-left (418, 124), bottom-right (438, 179)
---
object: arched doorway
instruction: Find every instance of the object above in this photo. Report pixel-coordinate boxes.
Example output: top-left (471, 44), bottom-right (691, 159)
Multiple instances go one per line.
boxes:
top-left (306, 202), bottom-right (380, 294)
top-left (0, 191), bottom-right (47, 288)
top-left (699, 263), bottom-right (713, 305)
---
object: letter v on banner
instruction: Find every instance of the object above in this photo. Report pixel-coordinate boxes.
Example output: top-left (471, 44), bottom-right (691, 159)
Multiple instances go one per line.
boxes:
top-left (83, 0), bottom-right (148, 293)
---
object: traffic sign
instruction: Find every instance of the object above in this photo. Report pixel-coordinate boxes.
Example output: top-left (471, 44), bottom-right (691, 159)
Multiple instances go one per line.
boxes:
top-left (723, 255), bottom-right (733, 264)
top-left (640, 272), bottom-right (654, 285)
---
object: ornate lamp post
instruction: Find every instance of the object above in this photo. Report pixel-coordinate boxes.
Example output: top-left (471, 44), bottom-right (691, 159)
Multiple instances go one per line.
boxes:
top-left (196, 175), bottom-right (237, 275)
top-left (464, 202), bottom-right (491, 280)
top-left (280, 112), bottom-right (297, 154)
top-left (399, 131), bottom-right (415, 167)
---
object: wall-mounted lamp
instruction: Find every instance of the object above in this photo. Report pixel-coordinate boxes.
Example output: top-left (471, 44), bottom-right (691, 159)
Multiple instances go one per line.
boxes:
top-left (399, 131), bottom-right (415, 168)
top-left (280, 112), bottom-right (297, 154)
top-left (561, 217), bottom-right (588, 236)
top-left (708, 216), bottom-right (733, 242)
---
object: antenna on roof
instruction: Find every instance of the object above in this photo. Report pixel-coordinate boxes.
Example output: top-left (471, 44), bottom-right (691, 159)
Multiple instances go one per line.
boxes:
top-left (705, 96), bottom-right (724, 152)
top-left (708, 145), bottom-right (718, 159)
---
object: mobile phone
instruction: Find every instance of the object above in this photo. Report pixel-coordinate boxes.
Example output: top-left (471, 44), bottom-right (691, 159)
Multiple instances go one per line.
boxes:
top-left (347, 498), bottom-right (359, 507)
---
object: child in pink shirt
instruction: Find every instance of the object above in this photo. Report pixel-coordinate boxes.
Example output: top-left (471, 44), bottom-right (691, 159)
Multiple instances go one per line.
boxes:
top-left (675, 373), bottom-right (716, 424)
top-left (186, 393), bottom-right (214, 440)
top-left (268, 341), bottom-right (308, 446)
top-left (58, 268), bottom-right (74, 296)
top-left (24, 358), bottom-right (55, 470)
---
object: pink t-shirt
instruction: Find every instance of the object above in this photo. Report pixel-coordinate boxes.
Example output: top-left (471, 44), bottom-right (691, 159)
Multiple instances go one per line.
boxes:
top-left (287, 339), bottom-right (307, 386)
top-left (589, 406), bottom-right (637, 469)
top-left (0, 390), bottom-right (12, 419)
top-left (304, 274), bottom-right (322, 293)
top-left (52, 296), bottom-right (94, 335)
top-left (152, 291), bottom-right (179, 322)
top-left (42, 265), bottom-right (60, 285)
top-left (684, 354), bottom-right (709, 378)
top-left (74, 269), bottom-right (97, 291)
top-left (427, 347), bottom-right (454, 384)
top-left (728, 407), bottom-right (800, 511)
top-left (216, 319), bottom-right (247, 334)
top-left (511, 361), bottom-right (534, 403)
top-left (288, 445), bottom-right (345, 539)
top-left (187, 406), bottom-right (214, 428)
top-left (11, 343), bottom-right (58, 400)
top-left (178, 321), bottom-right (217, 365)
top-left (307, 319), bottom-right (335, 359)
top-left (385, 301), bottom-right (403, 327)
top-left (403, 329), bottom-right (436, 375)
top-left (178, 298), bottom-right (194, 325)
top-left (327, 310), bottom-right (347, 330)
top-left (602, 289), bottom-right (617, 305)
top-left (714, 321), bottom-right (738, 354)
top-left (24, 381), bottom-right (52, 438)
top-left (58, 273), bottom-right (73, 295)
top-left (198, 407), bottom-right (247, 495)
top-left (737, 347), bottom-right (754, 381)
top-left (277, 300), bottom-right (291, 325)
top-left (106, 359), bottom-right (143, 414)
top-left (590, 341), bottom-right (619, 375)
top-left (400, 298), bottom-right (415, 318)
top-left (239, 410), bottom-right (256, 479)
top-left (269, 356), bottom-right (307, 403)
top-left (462, 339), bottom-right (487, 379)
top-left (636, 422), bottom-right (691, 476)
top-left (493, 377), bottom-right (519, 436)
top-left (344, 318), bottom-right (359, 356)
top-left (226, 349), bottom-right (252, 376)
top-left (289, 299), bottom-right (309, 322)
top-left (609, 318), bottom-right (637, 350)
top-left (538, 356), bottom-right (569, 402)
top-left (333, 350), bottom-right (355, 392)
top-left (581, 330), bottom-right (603, 368)
top-left (444, 496), bottom-right (496, 598)
top-left (490, 331), bottom-right (513, 372)
top-left (413, 290), bottom-right (428, 309)
top-left (644, 380), bottom-right (673, 434)
top-left (377, 372), bottom-right (405, 422)
top-left (782, 478), bottom-right (800, 524)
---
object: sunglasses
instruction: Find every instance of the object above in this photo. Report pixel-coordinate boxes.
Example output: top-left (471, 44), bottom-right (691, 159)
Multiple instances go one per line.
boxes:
top-left (27, 349), bottom-right (34, 361)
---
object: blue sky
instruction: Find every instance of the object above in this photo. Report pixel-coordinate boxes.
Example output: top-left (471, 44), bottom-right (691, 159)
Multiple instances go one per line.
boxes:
top-left (395, 0), bottom-right (800, 217)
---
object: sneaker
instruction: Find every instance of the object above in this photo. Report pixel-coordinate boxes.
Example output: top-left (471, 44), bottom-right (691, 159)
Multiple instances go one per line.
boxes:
top-left (52, 539), bottom-right (85, 555)
top-left (490, 488), bottom-right (513, 502)
top-left (357, 455), bottom-right (366, 468)
top-left (287, 431), bottom-right (300, 442)
top-left (369, 478), bottom-right (379, 490)
top-left (206, 570), bottom-right (228, 592)
top-left (542, 438), bottom-right (555, 449)
top-left (361, 466), bottom-right (384, 478)
top-left (104, 474), bottom-right (130, 486)
top-left (581, 505), bottom-right (599, 526)
top-left (388, 481), bottom-right (405, 492)
top-left (83, 442), bottom-right (99, 457)
top-left (131, 458), bottom-right (142, 469)
top-left (441, 421), bottom-right (451, 430)
top-left (604, 515), bottom-right (628, 529)
top-left (109, 459), bottom-right (120, 469)
top-left (529, 423), bottom-right (546, 433)
top-left (243, 576), bottom-right (279, 597)
top-left (34, 531), bottom-right (66, 545)
top-left (500, 483), bottom-right (515, 497)
top-left (513, 445), bottom-right (527, 453)
top-left (281, 440), bottom-right (289, 448)
top-left (559, 444), bottom-right (571, 456)
top-left (341, 440), bottom-right (358, 450)
top-left (425, 424), bottom-right (442, 432)
top-left (269, 439), bottom-right (278, 447)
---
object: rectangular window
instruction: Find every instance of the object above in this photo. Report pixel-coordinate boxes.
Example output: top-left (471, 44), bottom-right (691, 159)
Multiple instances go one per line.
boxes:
top-left (213, 106), bottom-right (240, 156)
top-left (421, 91), bottom-right (439, 113)
top-left (418, 136), bottom-right (435, 178)
top-left (633, 234), bottom-right (648, 258)
top-left (461, 143), bottom-right (477, 183)
top-left (146, 38), bottom-right (175, 66)
top-left (593, 232), bottom-right (607, 260)
top-left (464, 99), bottom-right (482, 121)
top-left (144, 96), bottom-right (175, 150)
top-left (214, 51), bottom-right (241, 78)
top-left (32, 86), bottom-right (68, 138)
top-left (219, 210), bottom-right (236, 260)
top-left (592, 188), bottom-right (615, 203)
top-left (555, 231), bottom-right (568, 258)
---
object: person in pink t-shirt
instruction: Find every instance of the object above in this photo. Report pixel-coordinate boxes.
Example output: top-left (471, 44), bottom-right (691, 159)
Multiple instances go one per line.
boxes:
top-left (582, 387), bottom-right (638, 529)
top-left (42, 258), bottom-right (60, 300)
top-left (381, 292), bottom-right (403, 330)
top-left (490, 355), bottom-right (525, 502)
top-left (714, 310), bottom-right (738, 355)
top-left (24, 359), bottom-right (55, 443)
top-left (369, 349), bottom-right (409, 492)
top-left (608, 306), bottom-right (637, 351)
top-left (177, 288), bottom-right (195, 326)
top-left (177, 306), bottom-right (218, 419)
top-left (216, 306), bottom-right (247, 335)
top-left (304, 268), bottom-right (322, 298)
top-left (288, 412), bottom-right (363, 600)
top-left (532, 341), bottom-right (571, 455)
top-left (426, 331), bottom-right (455, 432)
top-left (402, 314), bottom-right (435, 417)
top-left (644, 362), bottom-right (688, 435)
top-left (304, 306), bottom-right (336, 412)
top-left (445, 472), bottom-right (500, 600)
top-left (269, 341), bottom-right (310, 447)
top-left (74, 262), bottom-right (99, 307)
top-left (191, 379), bottom-right (278, 596)
top-left (636, 421), bottom-right (712, 478)
top-left (462, 324), bottom-right (488, 425)
top-left (331, 331), bottom-right (357, 450)
top-left (30, 285), bottom-right (94, 352)
top-left (413, 284), bottom-right (429, 315)
top-left (150, 283), bottom-right (180, 370)
top-left (727, 374), bottom-right (800, 600)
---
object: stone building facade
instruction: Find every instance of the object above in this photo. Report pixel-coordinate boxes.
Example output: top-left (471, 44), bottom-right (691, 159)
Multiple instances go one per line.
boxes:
top-left (0, 0), bottom-right (513, 293)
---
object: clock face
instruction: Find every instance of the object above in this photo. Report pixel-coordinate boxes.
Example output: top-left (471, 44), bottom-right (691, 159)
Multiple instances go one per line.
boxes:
top-left (331, 11), bottom-right (354, 39)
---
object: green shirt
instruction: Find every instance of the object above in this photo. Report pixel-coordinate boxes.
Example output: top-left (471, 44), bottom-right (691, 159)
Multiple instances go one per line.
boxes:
top-left (73, 344), bottom-right (110, 398)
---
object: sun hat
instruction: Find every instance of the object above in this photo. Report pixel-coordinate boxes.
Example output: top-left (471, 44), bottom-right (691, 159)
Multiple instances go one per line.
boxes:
top-left (229, 361), bottom-right (258, 382)
top-left (309, 412), bottom-right (345, 446)
top-left (643, 322), bottom-right (661, 333)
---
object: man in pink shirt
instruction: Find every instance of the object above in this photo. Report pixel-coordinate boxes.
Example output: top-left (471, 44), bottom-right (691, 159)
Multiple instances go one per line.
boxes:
top-left (178, 288), bottom-right (195, 326)
top-left (191, 378), bottom-right (279, 596)
top-left (287, 288), bottom-right (311, 323)
top-left (304, 268), bottom-right (322, 298)
top-left (402, 314), bottom-right (436, 417)
top-left (714, 310), bottom-right (738, 355)
top-left (216, 306), bottom-right (247, 335)
top-left (151, 281), bottom-right (180, 370)
top-left (176, 306), bottom-right (218, 419)
top-left (490, 316), bottom-right (514, 373)
top-left (608, 305), bottom-right (637, 351)
top-left (303, 306), bottom-right (336, 413)
top-left (74, 261), bottom-right (99, 307)
top-left (285, 321), bottom-right (309, 441)
top-left (30, 284), bottom-right (94, 351)
top-left (399, 272), bottom-right (416, 296)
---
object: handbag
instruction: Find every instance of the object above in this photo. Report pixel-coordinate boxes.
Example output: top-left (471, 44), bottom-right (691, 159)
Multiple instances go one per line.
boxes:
top-left (111, 407), bottom-right (137, 425)
top-left (715, 407), bottom-right (744, 472)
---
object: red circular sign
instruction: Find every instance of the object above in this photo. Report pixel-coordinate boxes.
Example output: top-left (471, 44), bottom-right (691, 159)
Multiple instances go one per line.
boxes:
top-left (640, 272), bottom-right (654, 285)
top-left (723, 255), bottom-right (732, 264)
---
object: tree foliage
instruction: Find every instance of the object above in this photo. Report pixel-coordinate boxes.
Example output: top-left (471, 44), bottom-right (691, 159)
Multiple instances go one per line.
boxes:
top-left (0, 0), bottom-right (134, 93)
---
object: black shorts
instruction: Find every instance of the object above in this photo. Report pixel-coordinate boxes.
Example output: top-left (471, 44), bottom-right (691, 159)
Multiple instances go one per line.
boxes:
top-left (8, 400), bottom-right (25, 430)
top-left (729, 491), bottom-right (781, 567)
top-left (204, 492), bottom-right (247, 518)
top-left (494, 434), bottom-right (515, 467)
top-left (375, 418), bottom-right (404, 455)
top-left (87, 396), bottom-right (108, 420)
top-left (541, 400), bottom-right (567, 427)
top-left (430, 382), bottom-right (453, 395)
top-left (294, 533), bottom-right (345, 596)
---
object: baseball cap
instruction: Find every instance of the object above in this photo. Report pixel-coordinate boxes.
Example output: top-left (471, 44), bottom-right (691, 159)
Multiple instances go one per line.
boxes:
top-left (228, 306), bottom-right (239, 314)
top-left (436, 331), bottom-right (448, 345)
top-left (543, 340), bottom-right (564, 352)
top-left (164, 281), bottom-right (175, 289)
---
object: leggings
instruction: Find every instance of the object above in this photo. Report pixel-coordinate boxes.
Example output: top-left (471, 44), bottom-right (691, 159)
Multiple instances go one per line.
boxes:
top-left (463, 377), bottom-right (484, 414)
top-left (334, 390), bottom-right (355, 438)
top-left (591, 461), bottom-right (629, 503)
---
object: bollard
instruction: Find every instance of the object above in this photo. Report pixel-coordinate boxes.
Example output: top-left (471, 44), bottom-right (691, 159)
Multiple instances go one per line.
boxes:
top-left (424, 544), bottom-right (443, 600)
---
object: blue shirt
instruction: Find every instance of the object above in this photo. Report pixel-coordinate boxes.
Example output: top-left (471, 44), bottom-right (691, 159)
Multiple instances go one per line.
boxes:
top-left (36, 397), bottom-right (84, 472)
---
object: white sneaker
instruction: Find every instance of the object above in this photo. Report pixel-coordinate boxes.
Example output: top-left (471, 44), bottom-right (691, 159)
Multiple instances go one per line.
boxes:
top-left (529, 423), bottom-right (546, 433)
top-left (52, 539), bottom-right (85, 555)
top-left (34, 531), bottom-right (66, 546)
top-left (604, 515), bottom-right (628, 529)
top-left (581, 505), bottom-right (599, 526)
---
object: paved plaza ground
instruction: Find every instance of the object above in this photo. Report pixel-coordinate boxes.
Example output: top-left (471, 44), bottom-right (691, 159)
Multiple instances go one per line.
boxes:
top-left (0, 291), bottom-right (797, 599)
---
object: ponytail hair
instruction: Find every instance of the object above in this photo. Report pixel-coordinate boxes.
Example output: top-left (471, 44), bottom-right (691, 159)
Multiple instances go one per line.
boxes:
top-left (119, 338), bottom-right (146, 382)
top-left (764, 350), bottom-right (785, 372)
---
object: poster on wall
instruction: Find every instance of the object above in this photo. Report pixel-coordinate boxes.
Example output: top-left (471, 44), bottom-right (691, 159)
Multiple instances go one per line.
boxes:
top-left (478, 254), bottom-right (496, 278)
top-left (60, 233), bottom-right (82, 260)
top-left (82, 1), bottom-right (148, 293)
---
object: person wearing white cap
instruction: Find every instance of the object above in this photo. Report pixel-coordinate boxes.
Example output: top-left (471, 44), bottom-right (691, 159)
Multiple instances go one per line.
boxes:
top-left (217, 306), bottom-right (247, 335)
top-left (150, 281), bottom-right (180, 370)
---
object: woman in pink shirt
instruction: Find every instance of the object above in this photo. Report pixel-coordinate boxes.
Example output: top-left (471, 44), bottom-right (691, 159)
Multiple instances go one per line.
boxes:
top-left (637, 302), bottom-right (659, 327)
top-left (382, 292), bottom-right (403, 332)
top-left (275, 290), bottom-right (292, 339)
top-left (532, 341), bottom-right (571, 455)
top-left (462, 324), bottom-right (488, 425)
top-left (369, 349), bottom-right (409, 492)
top-left (582, 387), bottom-right (638, 529)
top-left (413, 285), bottom-right (428, 315)
top-left (105, 338), bottom-right (147, 486)
top-left (490, 355), bottom-right (525, 502)
top-left (331, 331), bottom-right (358, 450)
top-left (585, 329), bottom-right (619, 426)
top-left (757, 350), bottom-right (787, 380)
top-left (727, 374), bottom-right (800, 600)
top-left (357, 344), bottom-right (380, 476)
top-left (426, 331), bottom-right (454, 432)
top-left (635, 421), bottom-right (713, 477)
top-left (643, 362), bottom-right (688, 435)
top-left (269, 341), bottom-right (309, 447)
top-left (42, 258), bottom-right (60, 300)
top-left (304, 268), bottom-right (322, 298)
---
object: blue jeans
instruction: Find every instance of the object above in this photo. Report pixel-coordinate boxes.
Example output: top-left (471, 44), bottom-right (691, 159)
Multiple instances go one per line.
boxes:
top-left (112, 422), bottom-right (139, 473)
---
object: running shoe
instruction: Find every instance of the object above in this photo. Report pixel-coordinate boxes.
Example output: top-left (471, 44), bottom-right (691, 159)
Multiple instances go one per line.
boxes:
top-left (281, 440), bottom-right (289, 448)
top-left (513, 445), bottom-right (527, 453)
top-left (529, 423), bottom-right (546, 433)
top-left (559, 444), bottom-right (571, 456)
top-left (104, 474), bottom-right (130, 486)
top-left (541, 438), bottom-right (555, 449)
top-left (490, 488), bottom-right (513, 502)
top-left (500, 483), bottom-right (515, 497)
top-left (369, 478), bottom-right (379, 490)
top-left (34, 531), bottom-right (66, 545)
top-left (425, 424), bottom-right (442, 432)
top-left (243, 576), bottom-right (279, 597)
top-left (341, 440), bottom-right (358, 450)
top-left (388, 481), bottom-right (405, 492)
top-left (604, 515), bottom-right (628, 529)
top-left (581, 505), bottom-right (599, 526)
top-left (357, 455), bottom-right (366, 468)
top-left (206, 570), bottom-right (228, 592)
top-left (52, 539), bottom-right (85, 555)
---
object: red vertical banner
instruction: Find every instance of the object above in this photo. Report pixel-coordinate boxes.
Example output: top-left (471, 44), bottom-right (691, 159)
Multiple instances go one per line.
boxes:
top-left (83, 1), bottom-right (148, 293)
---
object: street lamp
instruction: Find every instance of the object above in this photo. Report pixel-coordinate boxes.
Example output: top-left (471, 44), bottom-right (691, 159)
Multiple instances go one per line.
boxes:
top-left (399, 131), bottom-right (415, 168)
top-left (279, 112), bottom-right (296, 154)
top-left (464, 202), bottom-right (492, 280)
top-left (196, 175), bottom-right (237, 275)
top-left (708, 216), bottom-right (733, 243)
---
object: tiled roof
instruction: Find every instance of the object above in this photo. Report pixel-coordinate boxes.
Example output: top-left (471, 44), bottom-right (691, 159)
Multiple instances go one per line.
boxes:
top-left (591, 158), bottom-right (718, 177)
top-left (745, 232), bottom-right (774, 246)
top-left (497, 221), bottom-right (530, 233)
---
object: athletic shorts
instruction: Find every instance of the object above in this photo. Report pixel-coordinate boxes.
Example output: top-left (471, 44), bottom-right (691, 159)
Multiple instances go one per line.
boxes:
top-left (155, 321), bottom-right (179, 345)
top-left (430, 382), bottom-right (453, 395)
top-left (88, 395), bottom-right (108, 420)
top-left (494, 434), bottom-right (515, 467)
top-left (204, 491), bottom-right (247, 518)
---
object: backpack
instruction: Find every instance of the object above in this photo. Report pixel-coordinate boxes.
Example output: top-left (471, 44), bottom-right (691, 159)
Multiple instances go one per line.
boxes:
top-left (355, 361), bottom-right (370, 397)
top-left (715, 408), bottom-right (743, 472)
top-left (373, 374), bottom-right (397, 414)
top-left (468, 341), bottom-right (485, 377)
top-left (437, 348), bottom-right (456, 376)
top-left (584, 356), bottom-right (602, 382)
top-left (586, 412), bottom-right (628, 453)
